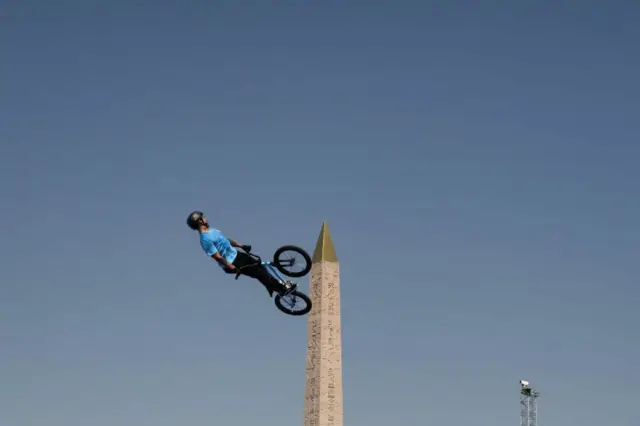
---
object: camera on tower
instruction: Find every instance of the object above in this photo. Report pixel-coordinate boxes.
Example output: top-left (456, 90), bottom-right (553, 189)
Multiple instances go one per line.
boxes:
top-left (520, 380), bottom-right (536, 396)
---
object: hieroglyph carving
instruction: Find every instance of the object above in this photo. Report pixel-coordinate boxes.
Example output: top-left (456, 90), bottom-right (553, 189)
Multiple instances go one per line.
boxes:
top-left (303, 262), bottom-right (343, 426)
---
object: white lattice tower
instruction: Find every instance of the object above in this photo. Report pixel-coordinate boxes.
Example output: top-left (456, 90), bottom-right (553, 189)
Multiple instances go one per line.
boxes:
top-left (520, 380), bottom-right (540, 426)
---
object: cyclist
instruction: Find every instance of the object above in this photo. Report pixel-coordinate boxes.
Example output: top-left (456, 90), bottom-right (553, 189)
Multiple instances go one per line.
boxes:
top-left (186, 211), bottom-right (292, 297)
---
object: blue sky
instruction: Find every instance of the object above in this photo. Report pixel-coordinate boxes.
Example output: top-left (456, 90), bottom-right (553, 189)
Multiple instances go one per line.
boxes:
top-left (1, 1), bottom-right (639, 426)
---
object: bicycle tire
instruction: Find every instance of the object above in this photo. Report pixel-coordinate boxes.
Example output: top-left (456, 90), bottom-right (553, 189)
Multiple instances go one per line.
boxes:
top-left (273, 245), bottom-right (312, 278)
top-left (274, 290), bottom-right (312, 316)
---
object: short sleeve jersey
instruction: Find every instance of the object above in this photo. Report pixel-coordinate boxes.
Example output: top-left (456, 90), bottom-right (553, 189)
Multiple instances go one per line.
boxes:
top-left (199, 228), bottom-right (238, 268)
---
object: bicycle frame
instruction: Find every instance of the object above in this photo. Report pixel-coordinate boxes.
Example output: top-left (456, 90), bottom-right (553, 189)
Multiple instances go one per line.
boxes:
top-left (263, 261), bottom-right (288, 283)
top-left (235, 251), bottom-right (296, 284)
top-left (232, 246), bottom-right (312, 315)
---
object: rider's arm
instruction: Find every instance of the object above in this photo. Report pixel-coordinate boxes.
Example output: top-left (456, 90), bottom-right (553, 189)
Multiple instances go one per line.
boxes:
top-left (211, 252), bottom-right (235, 270)
top-left (228, 238), bottom-right (243, 248)
top-left (202, 240), bottom-right (235, 270)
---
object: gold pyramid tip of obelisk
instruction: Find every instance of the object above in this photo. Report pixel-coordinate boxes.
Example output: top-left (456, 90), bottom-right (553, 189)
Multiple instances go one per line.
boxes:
top-left (312, 221), bottom-right (338, 263)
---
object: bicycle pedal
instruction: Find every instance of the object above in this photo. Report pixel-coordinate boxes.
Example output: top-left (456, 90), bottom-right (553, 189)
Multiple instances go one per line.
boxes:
top-left (281, 282), bottom-right (297, 296)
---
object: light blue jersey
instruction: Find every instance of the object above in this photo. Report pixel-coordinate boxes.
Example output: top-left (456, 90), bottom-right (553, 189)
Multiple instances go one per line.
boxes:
top-left (200, 228), bottom-right (237, 268)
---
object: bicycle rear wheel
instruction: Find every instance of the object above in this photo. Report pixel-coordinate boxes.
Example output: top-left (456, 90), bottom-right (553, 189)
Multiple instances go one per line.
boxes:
top-left (274, 290), bottom-right (312, 316)
top-left (273, 245), bottom-right (312, 278)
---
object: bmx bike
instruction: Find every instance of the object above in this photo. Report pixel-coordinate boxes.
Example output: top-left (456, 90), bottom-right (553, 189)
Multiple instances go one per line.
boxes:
top-left (234, 245), bottom-right (313, 316)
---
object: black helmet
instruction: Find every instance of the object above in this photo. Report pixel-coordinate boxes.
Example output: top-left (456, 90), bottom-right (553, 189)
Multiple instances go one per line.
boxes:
top-left (186, 211), bottom-right (204, 230)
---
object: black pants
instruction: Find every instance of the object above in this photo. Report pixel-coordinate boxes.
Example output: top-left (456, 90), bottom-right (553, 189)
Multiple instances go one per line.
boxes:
top-left (227, 251), bottom-right (281, 295)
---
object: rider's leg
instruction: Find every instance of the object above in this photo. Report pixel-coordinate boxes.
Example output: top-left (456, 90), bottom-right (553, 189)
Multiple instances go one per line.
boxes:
top-left (231, 252), bottom-right (284, 295)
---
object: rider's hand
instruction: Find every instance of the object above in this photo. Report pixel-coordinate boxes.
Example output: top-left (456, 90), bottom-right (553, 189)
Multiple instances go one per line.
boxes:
top-left (242, 244), bottom-right (252, 252)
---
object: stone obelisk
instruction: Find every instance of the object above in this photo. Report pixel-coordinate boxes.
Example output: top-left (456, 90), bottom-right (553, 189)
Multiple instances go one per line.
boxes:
top-left (303, 221), bottom-right (343, 426)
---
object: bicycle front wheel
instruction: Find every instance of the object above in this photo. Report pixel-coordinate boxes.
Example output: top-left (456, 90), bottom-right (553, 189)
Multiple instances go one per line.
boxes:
top-left (274, 290), bottom-right (312, 316)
